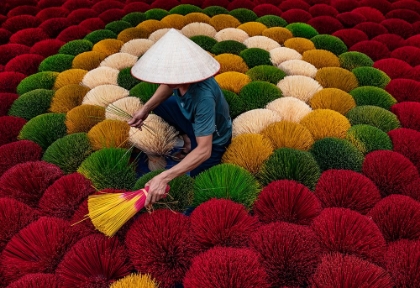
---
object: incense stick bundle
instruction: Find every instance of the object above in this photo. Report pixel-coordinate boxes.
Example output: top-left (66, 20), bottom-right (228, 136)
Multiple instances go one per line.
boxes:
top-left (84, 185), bottom-right (170, 237)
top-left (129, 114), bottom-right (179, 171)
top-left (105, 97), bottom-right (143, 122)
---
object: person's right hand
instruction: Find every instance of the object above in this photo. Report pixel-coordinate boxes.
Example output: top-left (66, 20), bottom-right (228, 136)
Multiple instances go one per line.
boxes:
top-left (127, 107), bottom-right (149, 129)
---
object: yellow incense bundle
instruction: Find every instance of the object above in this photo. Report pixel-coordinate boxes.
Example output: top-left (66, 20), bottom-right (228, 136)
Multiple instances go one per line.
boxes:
top-left (85, 185), bottom-right (170, 237)
top-left (87, 189), bottom-right (148, 237)
top-left (110, 273), bottom-right (159, 288)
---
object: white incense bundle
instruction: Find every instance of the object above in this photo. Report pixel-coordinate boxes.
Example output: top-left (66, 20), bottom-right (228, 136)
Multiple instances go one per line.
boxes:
top-left (148, 28), bottom-right (173, 42)
top-left (81, 66), bottom-right (120, 89)
top-left (129, 114), bottom-right (179, 170)
top-left (120, 38), bottom-right (155, 57)
top-left (243, 36), bottom-right (280, 51)
top-left (105, 97), bottom-right (143, 122)
top-left (232, 108), bottom-right (282, 137)
top-left (278, 59), bottom-right (318, 78)
top-left (100, 52), bottom-right (138, 70)
top-left (266, 97), bottom-right (312, 123)
top-left (82, 85), bottom-right (129, 107)
top-left (277, 75), bottom-right (323, 103)
top-left (181, 22), bottom-right (217, 38)
top-left (214, 28), bottom-right (249, 42)
top-left (270, 47), bottom-right (302, 67)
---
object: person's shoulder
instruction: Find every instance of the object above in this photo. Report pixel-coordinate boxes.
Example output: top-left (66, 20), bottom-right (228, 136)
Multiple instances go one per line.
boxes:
top-left (203, 76), bottom-right (218, 87)
top-left (194, 77), bottom-right (219, 92)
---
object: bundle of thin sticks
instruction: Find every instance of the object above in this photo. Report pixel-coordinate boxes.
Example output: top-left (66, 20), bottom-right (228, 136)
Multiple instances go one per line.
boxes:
top-left (84, 185), bottom-right (170, 237)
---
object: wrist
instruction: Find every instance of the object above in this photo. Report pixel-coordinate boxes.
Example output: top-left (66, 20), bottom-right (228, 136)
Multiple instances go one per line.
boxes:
top-left (159, 170), bottom-right (173, 183)
top-left (142, 104), bottom-right (152, 113)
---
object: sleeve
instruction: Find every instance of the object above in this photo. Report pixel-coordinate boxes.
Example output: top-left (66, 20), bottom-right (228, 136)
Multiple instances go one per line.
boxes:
top-left (192, 94), bottom-right (216, 137)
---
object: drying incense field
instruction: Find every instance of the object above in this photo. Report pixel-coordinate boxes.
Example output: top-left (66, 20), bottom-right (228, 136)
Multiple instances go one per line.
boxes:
top-left (0, 0), bottom-right (420, 287)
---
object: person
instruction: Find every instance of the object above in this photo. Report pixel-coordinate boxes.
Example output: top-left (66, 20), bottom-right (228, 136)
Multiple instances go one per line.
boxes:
top-left (128, 28), bottom-right (232, 208)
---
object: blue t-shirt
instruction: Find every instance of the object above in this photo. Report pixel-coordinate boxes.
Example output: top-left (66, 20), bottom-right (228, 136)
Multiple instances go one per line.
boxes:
top-left (173, 77), bottom-right (232, 146)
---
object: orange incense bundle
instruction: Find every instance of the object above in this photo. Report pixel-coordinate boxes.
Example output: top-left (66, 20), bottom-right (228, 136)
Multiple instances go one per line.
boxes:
top-left (86, 185), bottom-right (170, 237)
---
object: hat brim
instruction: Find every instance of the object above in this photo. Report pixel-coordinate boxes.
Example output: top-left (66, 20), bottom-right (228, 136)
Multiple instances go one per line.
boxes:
top-left (131, 29), bottom-right (221, 84)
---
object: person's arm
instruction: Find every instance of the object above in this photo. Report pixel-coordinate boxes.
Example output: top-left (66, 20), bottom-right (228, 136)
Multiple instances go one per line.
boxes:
top-left (127, 84), bottom-right (173, 128)
top-left (144, 134), bottom-right (213, 206)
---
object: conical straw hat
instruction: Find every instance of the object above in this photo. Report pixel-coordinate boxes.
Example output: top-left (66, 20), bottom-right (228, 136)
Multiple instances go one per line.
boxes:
top-left (131, 28), bottom-right (220, 84)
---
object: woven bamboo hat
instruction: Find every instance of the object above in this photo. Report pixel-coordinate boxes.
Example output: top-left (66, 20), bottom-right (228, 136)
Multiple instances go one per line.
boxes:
top-left (131, 28), bottom-right (220, 84)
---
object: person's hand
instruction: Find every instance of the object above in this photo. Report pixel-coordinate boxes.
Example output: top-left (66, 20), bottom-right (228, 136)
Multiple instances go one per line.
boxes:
top-left (182, 134), bottom-right (192, 154)
top-left (173, 134), bottom-right (192, 160)
top-left (144, 175), bottom-right (169, 208)
top-left (127, 107), bottom-right (149, 129)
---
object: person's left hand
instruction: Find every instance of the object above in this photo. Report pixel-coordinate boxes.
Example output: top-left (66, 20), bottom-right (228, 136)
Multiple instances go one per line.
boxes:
top-left (144, 175), bottom-right (169, 208)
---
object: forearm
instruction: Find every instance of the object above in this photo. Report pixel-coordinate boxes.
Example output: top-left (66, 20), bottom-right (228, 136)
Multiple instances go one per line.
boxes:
top-left (144, 146), bottom-right (209, 206)
top-left (160, 147), bottom-right (210, 181)
top-left (143, 84), bottom-right (173, 112)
